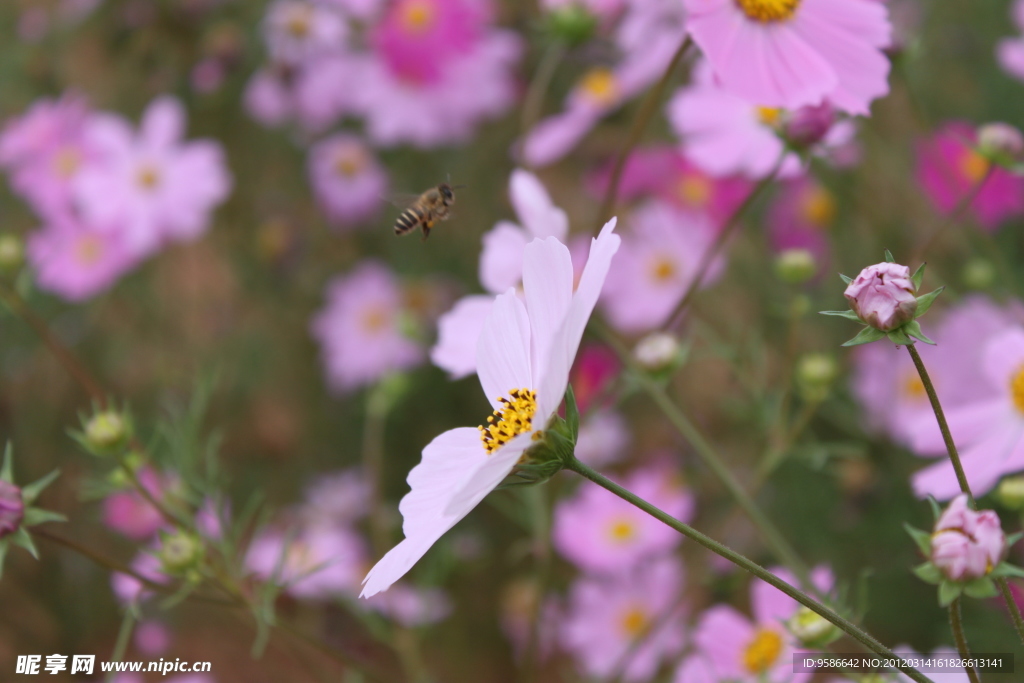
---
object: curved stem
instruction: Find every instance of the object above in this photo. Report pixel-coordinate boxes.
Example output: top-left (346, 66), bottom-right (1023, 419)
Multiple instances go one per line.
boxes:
top-left (565, 457), bottom-right (935, 683)
top-left (949, 599), bottom-right (981, 683)
top-left (911, 165), bottom-right (994, 263)
top-left (596, 36), bottom-right (692, 229)
top-left (520, 40), bottom-right (567, 160)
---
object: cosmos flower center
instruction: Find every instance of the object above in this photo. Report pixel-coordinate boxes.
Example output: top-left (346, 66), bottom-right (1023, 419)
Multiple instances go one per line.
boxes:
top-left (757, 106), bottom-right (782, 127)
top-left (606, 518), bottom-right (637, 543)
top-left (285, 6), bottom-right (313, 38)
top-left (959, 149), bottom-right (990, 184)
top-left (75, 235), bottom-right (104, 266)
top-left (578, 68), bottom-right (619, 107)
top-left (360, 306), bottom-right (391, 333)
top-left (736, 0), bottom-right (801, 23)
top-left (334, 147), bottom-right (367, 178)
top-left (399, 0), bottom-right (437, 33)
top-left (800, 186), bottom-right (836, 227)
top-left (648, 256), bottom-right (678, 284)
top-left (902, 374), bottom-right (926, 401)
top-left (677, 174), bottom-right (712, 207)
top-left (136, 164), bottom-right (161, 191)
top-left (743, 628), bottom-right (783, 673)
top-left (479, 388), bottom-right (538, 455)
top-left (618, 606), bottom-right (651, 638)
top-left (1010, 366), bottom-right (1024, 415)
top-left (287, 540), bottom-right (317, 572)
top-left (53, 147), bottom-right (81, 178)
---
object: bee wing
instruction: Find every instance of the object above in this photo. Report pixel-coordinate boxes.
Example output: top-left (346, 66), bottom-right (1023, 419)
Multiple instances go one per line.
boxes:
top-left (382, 191), bottom-right (425, 209)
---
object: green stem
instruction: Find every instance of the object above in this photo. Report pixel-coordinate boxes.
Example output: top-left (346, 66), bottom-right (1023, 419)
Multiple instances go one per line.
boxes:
top-left (105, 610), bottom-right (136, 683)
top-left (997, 578), bottom-right (1024, 644)
top-left (565, 457), bottom-right (935, 683)
top-left (948, 599), bottom-right (981, 683)
top-left (596, 36), bottom-right (692, 229)
top-left (911, 165), bottom-right (994, 263)
top-left (520, 40), bottom-right (567, 158)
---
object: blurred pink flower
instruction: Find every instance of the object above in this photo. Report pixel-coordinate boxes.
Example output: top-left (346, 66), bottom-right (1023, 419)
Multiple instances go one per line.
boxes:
top-left (684, 0), bottom-right (891, 115)
top-left (28, 214), bottom-right (140, 302)
top-left (311, 261), bottom-right (424, 393)
top-left (246, 524), bottom-right (367, 599)
top-left (691, 567), bottom-right (832, 683)
top-left (553, 464), bottom-right (693, 573)
top-left (908, 326), bottom-right (1024, 499)
top-left (931, 494), bottom-right (1006, 581)
top-left (73, 96), bottom-right (233, 257)
top-left (373, 0), bottom-right (485, 84)
top-left (263, 0), bottom-right (348, 65)
top-left (570, 344), bottom-right (620, 415)
top-left (111, 550), bottom-right (167, 605)
top-left (134, 621), bottom-right (171, 655)
top-left (575, 410), bottom-right (630, 468)
top-left (361, 222), bottom-right (621, 597)
top-left (364, 584), bottom-right (452, 626)
top-left (560, 558), bottom-right (687, 682)
top-left (243, 68), bottom-right (295, 127)
top-left (102, 468), bottom-right (173, 540)
top-left (916, 122), bottom-right (1024, 231)
top-left (997, 0), bottom-right (1024, 82)
top-left (244, 57), bottom-right (363, 132)
top-left (324, 0), bottom-right (386, 20)
top-left (601, 201), bottom-right (722, 333)
top-left (843, 262), bottom-right (917, 332)
top-left (431, 295), bottom-right (494, 379)
top-left (0, 480), bottom-right (23, 539)
top-left (302, 469), bottom-right (370, 524)
top-left (767, 176), bottom-right (837, 264)
top-left (589, 147), bottom-right (753, 225)
top-left (308, 133), bottom-right (388, 228)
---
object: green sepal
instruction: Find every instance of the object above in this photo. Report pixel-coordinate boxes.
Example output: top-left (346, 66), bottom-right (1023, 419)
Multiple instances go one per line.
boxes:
top-left (839, 273), bottom-right (853, 285)
top-left (904, 523), bottom-right (932, 555)
top-left (938, 579), bottom-right (963, 607)
top-left (904, 320), bottom-right (936, 345)
top-left (20, 469), bottom-right (60, 506)
top-left (23, 508), bottom-right (67, 527)
top-left (911, 262), bottom-right (927, 291)
top-left (886, 327), bottom-right (914, 346)
top-left (962, 577), bottom-right (999, 599)
top-left (990, 562), bottom-right (1024, 579)
top-left (842, 326), bottom-right (886, 347)
top-left (12, 527), bottom-right (38, 559)
top-left (0, 443), bottom-right (12, 483)
top-left (912, 562), bottom-right (943, 585)
top-left (564, 385), bottom-right (580, 444)
top-left (0, 540), bottom-right (8, 581)
top-left (927, 495), bottom-right (942, 522)
top-left (884, 249), bottom-right (895, 263)
top-left (1005, 531), bottom-right (1023, 548)
top-left (914, 287), bottom-right (945, 319)
top-left (159, 578), bottom-right (198, 610)
top-left (820, 310), bottom-right (861, 321)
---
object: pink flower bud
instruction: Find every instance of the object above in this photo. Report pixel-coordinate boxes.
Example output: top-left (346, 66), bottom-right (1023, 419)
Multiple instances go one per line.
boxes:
top-left (784, 103), bottom-right (836, 149)
top-left (843, 262), bottom-right (918, 331)
top-left (0, 479), bottom-right (24, 538)
top-left (931, 494), bottom-right (1006, 581)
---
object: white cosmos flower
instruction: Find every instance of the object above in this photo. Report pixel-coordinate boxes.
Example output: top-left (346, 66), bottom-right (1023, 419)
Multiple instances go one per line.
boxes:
top-left (361, 219), bottom-right (620, 598)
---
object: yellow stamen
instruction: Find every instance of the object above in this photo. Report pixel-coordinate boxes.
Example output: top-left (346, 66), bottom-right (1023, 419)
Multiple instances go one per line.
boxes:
top-left (757, 106), bottom-right (782, 127)
top-left (959, 149), bottom-right (990, 184)
top-left (743, 628), bottom-right (784, 673)
top-left (75, 235), bottom-right (103, 266)
top-left (649, 256), bottom-right (677, 284)
top-left (334, 147), bottom-right (367, 178)
top-left (400, 0), bottom-right (436, 33)
top-left (578, 68), bottom-right (619, 107)
top-left (619, 606), bottom-right (651, 639)
top-left (902, 373), bottom-right (926, 400)
top-left (53, 147), bottom-right (81, 178)
top-left (607, 518), bottom-right (636, 543)
top-left (136, 164), bottom-right (160, 190)
top-left (479, 388), bottom-right (538, 455)
top-left (800, 185), bottom-right (836, 228)
top-left (736, 0), bottom-right (801, 22)
top-left (360, 307), bottom-right (390, 333)
top-left (285, 6), bottom-right (313, 38)
top-left (677, 174), bottom-right (712, 208)
top-left (1010, 367), bottom-right (1024, 415)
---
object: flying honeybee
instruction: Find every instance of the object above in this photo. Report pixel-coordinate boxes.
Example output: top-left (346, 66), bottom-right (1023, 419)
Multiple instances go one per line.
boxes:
top-left (393, 182), bottom-right (457, 240)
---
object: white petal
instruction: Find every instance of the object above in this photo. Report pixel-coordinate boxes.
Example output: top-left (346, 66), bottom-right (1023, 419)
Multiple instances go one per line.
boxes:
top-left (539, 218), bottom-right (621, 415)
top-left (510, 169), bottom-right (569, 241)
top-left (443, 431), bottom-right (533, 516)
top-left (477, 290), bottom-right (533, 410)
top-left (430, 295), bottom-right (494, 379)
top-left (361, 428), bottom-right (482, 597)
top-left (479, 222), bottom-right (528, 295)
top-left (522, 237), bottom-right (574, 398)
top-left (141, 96), bottom-right (185, 149)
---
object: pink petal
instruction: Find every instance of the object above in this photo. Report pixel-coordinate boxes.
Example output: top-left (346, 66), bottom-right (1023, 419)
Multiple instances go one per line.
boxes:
top-left (906, 399), bottom-right (1007, 455)
top-left (912, 420), bottom-right (1024, 500)
top-left (140, 96), bottom-right (185, 149)
top-left (443, 431), bottom-right (532, 515)
top-left (510, 169), bottom-right (569, 241)
top-left (477, 290), bottom-right (533, 410)
top-left (981, 328), bottom-right (1024, 394)
top-left (430, 295), bottom-right (494, 379)
top-left (479, 222), bottom-right (528, 295)
top-left (522, 236), bottom-right (574, 414)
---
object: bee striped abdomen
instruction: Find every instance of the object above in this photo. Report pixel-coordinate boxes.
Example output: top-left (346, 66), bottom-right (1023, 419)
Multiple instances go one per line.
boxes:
top-left (394, 206), bottom-right (425, 235)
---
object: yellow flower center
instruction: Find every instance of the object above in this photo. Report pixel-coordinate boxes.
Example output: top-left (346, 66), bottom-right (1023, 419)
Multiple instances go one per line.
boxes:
top-left (136, 164), bottom-right (161, 191)
top-left (334, 147), bottom-right (367, 178)
top-left (75, 235), bottom-right (103, 266)
top-left (1010, 366), bottom-right (1024, 415)
top-left (606, 518), bottom-right (637, 543)
top-left (649, 256), bottom-right (677, 284)
top-left (360, 306), bottom-right (390, 333)
top-left (902, 373), bottom-right (926, 401)
top-left (677, 173), bottom-right (712, 208)
top-left (479, 388), bottom-right (538, 455)
top-left (285, 6), bottom-right (313, 38)
top-left (959, 149), bottom-right (990, 184)
top-left (53, 147), bottom-right (81, 179)
top-left (400, 0), bottom-right (436, 33)
top-left (288, 541), bottom-right (316, 572)
top-left (757, 106), bottom-right (782, 127)
top-left (743, 628), bottom-right (784, 674)
top-left (578, 68), bottom-right (619, 107)
top-left (736, 0), bottom-right (801, 22)
top-left (800, 185), bottom-right (836, 227)
top-left (618, 606), bottom-right (651, 639)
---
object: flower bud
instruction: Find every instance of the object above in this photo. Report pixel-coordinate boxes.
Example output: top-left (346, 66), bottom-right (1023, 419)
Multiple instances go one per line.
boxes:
top-left (843, 262), bottom-right (917, 332)
top-left (545, 5), bottom-right (598, 47)
top-left (796, 353), bottom-right (838, 402)
top-left (996, 476), bottom-right (1024, 511)
top-left (774, 249), bottom-right (817, 284)
top-left (0, 479), bottom-right (24, 539)
top-left (85, 411), bottom-right (130, 454)
top-left (0, 234), bottom-right (25, 273)
top-left (787, 606), bottom-right (839, 647)
top-left (930, 494), bottom-right (1006, 581)
top-left (159, 530), bottom-right (204, 574)
top-left (962, 257), bottom-right (995, 291)
top-left (977, 122), bottom-right (1024, 164)
top-left (783, 103), bottom-right (836, 149)
top-left (634, 332), bottom-right (680, 371)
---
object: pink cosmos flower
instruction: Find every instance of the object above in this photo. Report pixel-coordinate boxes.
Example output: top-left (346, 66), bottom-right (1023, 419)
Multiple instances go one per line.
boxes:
top-left (263, 0), bottom-right (348, 65)
top-left (102, 468), bottom-right (174, 540)
top-left (302, 469), bottom-right (370, 525)
top-left (246, 524), bottom-right (367, 599)
top-left (601, 200), bottom-right (723, 333)
top-left (931, 494), bottom-right (1007, 582)
top-left (997, 0), bottom-right (1024, 82)
top-left (553, 464), bottom-right (693, 573)
top-left (575, 410), bottom-right (630, 468)
top-left (373, 0), bottom-right (485, 84)
top-left (908, 326), bottom-right (1024, 499)
top-left (560, 558), bottom-right (686, 682)
top-left (324, 0), bottom-right (386, 20)
top-left (73, 96), bottom-right (232, 257)
top-left (684, 0), bottom-right (892, 115)
top-left (28, 214), bottom-right (140, 302)
top-left (432, 169), bottom-right (569, 379)
top-left (134, 621), bottom-right (171, 655)
top-left (570, 344), bottom-right (620, 414)
top-left (364, 584), bottom-right (452, 626)
top-left (916, 122), bottom-right (1024, 231)
top-left (588, 147), bottom-right (753, 225)
top-left (308, 133), bottom-right (388, 229)
top-left (244, 56), bottom-right (364, 132)
top-left (111, 550), bottom-right (167, 605)
top-left (311, 261), bottom-right (424, 393)
top-left (843, 262), bottom-right (917, 332)
top-left (691, 566), bottom-right (833, 683)
top-left (361, 220), bottom-right (620, 597)
top-left (766, 176), bottom-right (837, 264)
